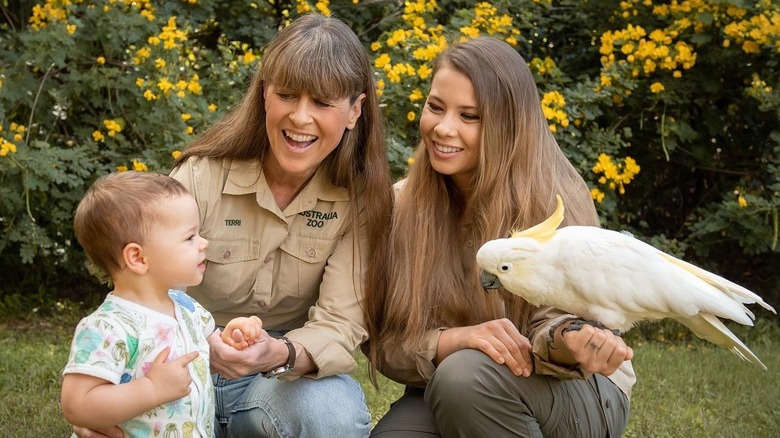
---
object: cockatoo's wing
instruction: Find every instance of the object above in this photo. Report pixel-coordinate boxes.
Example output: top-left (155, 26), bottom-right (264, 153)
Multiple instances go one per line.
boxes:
top-left (657, 251), bottom-right (775, 316)
top-left (552, 227), bottom-right (771, 328)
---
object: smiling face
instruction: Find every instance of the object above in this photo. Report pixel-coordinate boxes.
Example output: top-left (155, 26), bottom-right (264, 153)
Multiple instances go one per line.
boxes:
top-left (263, 83), bottom-right (364, 184)
top-left (142, 194), bottom-right (209, 291)
top-left (420, 66), bottom-right (482, 190)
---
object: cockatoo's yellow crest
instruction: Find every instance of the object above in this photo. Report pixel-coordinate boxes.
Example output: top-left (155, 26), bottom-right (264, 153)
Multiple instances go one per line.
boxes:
top-left (510, 195), bottom-right (564, 243)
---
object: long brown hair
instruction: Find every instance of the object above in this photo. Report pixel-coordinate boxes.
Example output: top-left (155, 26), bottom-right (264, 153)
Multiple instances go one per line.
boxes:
top-left (175, 13), bottom-right (393, 331)
top-left (365, 37), bottom-right (598, 376)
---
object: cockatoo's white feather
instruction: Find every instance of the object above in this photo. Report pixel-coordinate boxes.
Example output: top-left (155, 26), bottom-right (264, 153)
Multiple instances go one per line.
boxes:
top-left (477, 195), bottom-right (776, 370)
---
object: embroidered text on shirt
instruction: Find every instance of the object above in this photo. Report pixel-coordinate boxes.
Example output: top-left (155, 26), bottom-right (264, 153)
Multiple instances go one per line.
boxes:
top-left (299, 210), bottom-right (338, 228)
top-left (225, 219), bottom-right (241, 226)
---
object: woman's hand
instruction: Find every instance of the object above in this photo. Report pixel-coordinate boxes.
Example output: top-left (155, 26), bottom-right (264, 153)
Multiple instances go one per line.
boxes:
top-left (221, 316), bottom-right (263, 350)
top-left (438, 318), bottom-right (533, 377)
top-left (208, 328), bottom-right (286, 379)
top-left (557, 323), bottom-right (634, 376)
top-left (71, 426), bottom-right (123, 438)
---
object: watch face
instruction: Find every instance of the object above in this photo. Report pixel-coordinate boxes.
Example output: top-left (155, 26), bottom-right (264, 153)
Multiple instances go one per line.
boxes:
top-left (264, 365), bottom-right (292, 378)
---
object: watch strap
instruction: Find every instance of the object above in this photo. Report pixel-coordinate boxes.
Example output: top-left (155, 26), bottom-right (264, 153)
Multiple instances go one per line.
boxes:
top-left (261, 336), bottom-right (295, 378)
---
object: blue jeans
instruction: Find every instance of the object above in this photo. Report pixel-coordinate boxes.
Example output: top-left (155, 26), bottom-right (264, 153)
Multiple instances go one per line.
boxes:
top-left (213, 371), bottom-right (371, 438)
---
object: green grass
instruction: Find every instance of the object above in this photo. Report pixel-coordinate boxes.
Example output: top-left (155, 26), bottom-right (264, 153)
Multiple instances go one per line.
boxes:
top-left (1, 317), bottom-right (778, 437)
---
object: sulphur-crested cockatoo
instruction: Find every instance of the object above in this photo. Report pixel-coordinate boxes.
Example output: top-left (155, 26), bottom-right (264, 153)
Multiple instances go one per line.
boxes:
top-left (477, 195), bottom-right (776, 369)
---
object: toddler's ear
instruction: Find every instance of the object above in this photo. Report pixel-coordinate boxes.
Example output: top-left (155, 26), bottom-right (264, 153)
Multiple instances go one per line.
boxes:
top-left (122, 242), bottom-right (148, 274)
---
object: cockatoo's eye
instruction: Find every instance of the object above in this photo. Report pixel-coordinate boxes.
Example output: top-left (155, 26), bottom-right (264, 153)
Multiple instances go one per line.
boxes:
top-left (499, 263), bottom-right (512, 272)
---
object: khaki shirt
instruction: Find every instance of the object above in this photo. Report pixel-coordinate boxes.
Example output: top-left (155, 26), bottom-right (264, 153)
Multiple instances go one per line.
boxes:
top-left (170, 156), bottom-right (368, 378)
top-left (377, 180), bottom-right (636, 398)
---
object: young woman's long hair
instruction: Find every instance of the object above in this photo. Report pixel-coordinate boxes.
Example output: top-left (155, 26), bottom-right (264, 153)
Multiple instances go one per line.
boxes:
top-left (174, 14), bottom-right (393, 330)
top-left (367, 37), bottom-right (599, 372)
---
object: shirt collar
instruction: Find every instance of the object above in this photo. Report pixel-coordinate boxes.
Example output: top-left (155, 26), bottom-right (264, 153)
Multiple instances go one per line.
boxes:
top-left (223, 159), bottom-right (349, 203)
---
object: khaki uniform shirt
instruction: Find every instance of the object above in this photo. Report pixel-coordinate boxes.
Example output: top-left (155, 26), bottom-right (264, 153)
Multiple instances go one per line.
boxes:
top-left (377, 180), bottom-right (636, 398)
top-left (170, 156), bottom-right (368, 378)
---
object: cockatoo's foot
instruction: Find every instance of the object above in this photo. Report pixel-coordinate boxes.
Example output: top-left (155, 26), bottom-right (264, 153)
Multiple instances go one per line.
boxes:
top-left (562, 319), bottom-right (621, 336)
top-left (548, 317), bottom-right (621, 345)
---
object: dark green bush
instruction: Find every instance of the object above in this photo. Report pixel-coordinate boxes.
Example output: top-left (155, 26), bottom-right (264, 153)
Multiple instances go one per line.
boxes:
top-left (1, 0), bottom-right (778, 315)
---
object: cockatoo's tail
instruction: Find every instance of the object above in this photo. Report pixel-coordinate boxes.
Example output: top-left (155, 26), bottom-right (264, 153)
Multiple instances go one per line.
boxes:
top-left (476, 194), bottom-right (776, 370)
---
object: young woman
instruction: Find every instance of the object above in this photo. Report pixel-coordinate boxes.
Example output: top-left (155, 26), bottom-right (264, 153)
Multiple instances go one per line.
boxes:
top-left (366, 37), bottom-right (635, 437)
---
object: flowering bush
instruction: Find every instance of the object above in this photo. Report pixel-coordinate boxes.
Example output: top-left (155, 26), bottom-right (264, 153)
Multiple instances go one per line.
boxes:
top-left (1, 0), bottom-right (778, 311)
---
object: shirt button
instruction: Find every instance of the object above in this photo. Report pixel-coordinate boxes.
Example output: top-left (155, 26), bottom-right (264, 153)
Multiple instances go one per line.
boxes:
top-left (306, 248), bottom-right (316, 257)
top-left (222, 250), bottom-right (231, 259)
top-left (264, 256), bottom-right (273, 264)
top-left (259, 300), bottom-right (267, 308)
top-left (605, 399), bottom-right (612, 409)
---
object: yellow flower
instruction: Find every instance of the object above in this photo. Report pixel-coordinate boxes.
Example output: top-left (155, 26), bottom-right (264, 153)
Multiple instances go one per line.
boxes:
top-left (738, 196), bottom-right (747, 208)
top-left (375, 53), bottom-right (391, 69)
top-left (132, 159), bottom-right (148, 172)
top-left (181, 113), bottom-right (192, 121)
top-left (172, 150), bottom-right (182, 159)
top-left (187, 78), bottom-right (202, 95)
top-left (417, 64), bottom-right (432, 80)
top-left (243, 51), bottom-right (257, 65)
top-left (103, 119), bottom-right (122, 137)
top-left (315, 1), bottom-right (330, 16)
top-left (155, 58), bottom-right (166, 69)
top-left (370, 42), bottom-right (381, 51)
top-left (96, 56), bottom-right (106, 65)
top-left (186, 126), bottom-right (194, 134)
top-left (650, 82), bottom-right (665, 93)
top-left (144, 90), bottom-right (157, 101)
top-left (407, 111), bottom-right (416, 121)
top-left (92, 131), bottom-right (105, 142)
top-left (406, 156), bottom-right (415, 166)
top-left (409, 89), bottom-right (423, 102)
top-left (136, 78), bottom-right (145, 87)
top-left (0, 139), bottom-right (17, 157)
top-left (208, 103), bottom-right (218, 112)
top-left (591, 188), bottom-right (605, 203)
top-left (66, 24), bottom-right (76, 35)
top-left (157, 78), bottom-right (174, 95)
top-left (117, 165), bottom-right (128, 172)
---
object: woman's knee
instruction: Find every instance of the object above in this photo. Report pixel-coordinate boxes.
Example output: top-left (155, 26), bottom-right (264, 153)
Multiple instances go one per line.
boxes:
top-left (428, 349), bottom-right (499, 399)
top-left (425, 349), bottom-right (502, 418)
top-left (230, 374), bottom-right (370, 437)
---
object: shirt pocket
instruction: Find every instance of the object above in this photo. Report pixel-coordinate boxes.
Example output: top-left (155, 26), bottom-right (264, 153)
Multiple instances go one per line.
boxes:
top-left (277, 234), bottom-right (337, 297)
top-left (201, 238), bottom-right (261, 303)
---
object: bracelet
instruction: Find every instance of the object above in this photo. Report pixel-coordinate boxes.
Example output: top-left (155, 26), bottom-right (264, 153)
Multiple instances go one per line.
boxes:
top-left (261, 336), bottom-right (296, 378)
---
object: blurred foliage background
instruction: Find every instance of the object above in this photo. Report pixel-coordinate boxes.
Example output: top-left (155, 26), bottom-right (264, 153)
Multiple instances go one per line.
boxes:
top-left (1, 0), bottom-right (778, 317)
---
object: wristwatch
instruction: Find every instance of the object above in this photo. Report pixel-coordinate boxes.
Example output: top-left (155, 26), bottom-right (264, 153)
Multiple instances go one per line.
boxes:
top-left (261, 336), bottom-right (296, 378)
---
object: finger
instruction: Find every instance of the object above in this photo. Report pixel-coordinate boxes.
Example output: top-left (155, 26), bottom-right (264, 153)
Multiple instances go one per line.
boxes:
top-left (231, 328), bottom-right (247, 343)
top-left (172, 350), bottom-right (199, 366)
top-left (250, 315), bottom-right (263, 329)
top-left (494, 333), bottom-right (532, 376)
top-left (473, 338), bottom-right (507, 366)
top-left (153, 346), bottom-right (171, 364)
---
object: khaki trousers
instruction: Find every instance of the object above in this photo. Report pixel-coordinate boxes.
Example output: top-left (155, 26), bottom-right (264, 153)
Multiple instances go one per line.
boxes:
top-left (371, 349), bottom-right (629, 438)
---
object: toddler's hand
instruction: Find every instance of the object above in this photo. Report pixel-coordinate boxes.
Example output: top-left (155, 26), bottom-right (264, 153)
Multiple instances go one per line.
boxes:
top-left (222, 316), bottom-right (263, 350)
top-left (145, 346), bottom-right (198, 404)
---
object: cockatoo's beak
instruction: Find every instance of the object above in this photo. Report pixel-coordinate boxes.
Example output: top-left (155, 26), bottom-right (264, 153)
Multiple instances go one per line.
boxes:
top-left (480, 271), bottom-right (502, 293)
